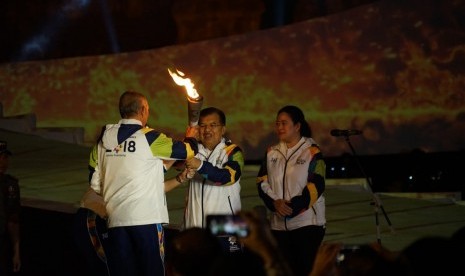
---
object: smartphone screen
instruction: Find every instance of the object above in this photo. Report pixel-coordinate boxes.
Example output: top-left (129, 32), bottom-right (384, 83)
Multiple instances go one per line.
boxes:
top-left (206, 214), bottom-right (249, 238)
top-left (336, 244), bottom-right (362, 265)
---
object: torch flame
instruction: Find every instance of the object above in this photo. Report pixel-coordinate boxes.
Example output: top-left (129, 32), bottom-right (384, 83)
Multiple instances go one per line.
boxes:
top-left (168, 68), bottom-right (204, 126)
top-left (168, 68), bottom-right (200, 100)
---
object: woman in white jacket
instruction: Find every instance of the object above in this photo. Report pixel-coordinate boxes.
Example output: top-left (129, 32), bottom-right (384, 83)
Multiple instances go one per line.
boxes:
top-left (257, 105), bottom-right (326, 276)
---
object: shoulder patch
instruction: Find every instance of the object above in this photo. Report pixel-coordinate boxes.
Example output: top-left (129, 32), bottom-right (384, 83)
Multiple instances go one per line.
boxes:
top-left (225, 144), bottom-right (240, 155)
top-left (141, 127), bottom-right (153, 134)
top-left (309, 145), bottom-right (321, 155)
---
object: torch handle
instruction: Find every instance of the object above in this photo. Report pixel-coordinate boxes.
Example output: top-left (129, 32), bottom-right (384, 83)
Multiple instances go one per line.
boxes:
top-left (187, 96), bottom-right (203, 127)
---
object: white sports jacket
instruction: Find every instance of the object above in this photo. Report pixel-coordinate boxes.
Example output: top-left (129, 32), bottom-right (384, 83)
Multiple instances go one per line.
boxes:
top-left (257, 137), bottom-right (326, 231)
top-left (89, 119), bottom-right (197, 228)
top-left (183, 138), bottom-right (244, 229)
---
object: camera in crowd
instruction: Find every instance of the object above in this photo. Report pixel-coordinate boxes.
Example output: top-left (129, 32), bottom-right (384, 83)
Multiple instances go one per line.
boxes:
top-left (336, 244), bottom-right (362, 265)
top-left (206, 214), bottom-right (249, 238)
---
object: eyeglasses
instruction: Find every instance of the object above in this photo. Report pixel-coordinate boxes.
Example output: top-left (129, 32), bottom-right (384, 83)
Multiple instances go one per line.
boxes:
top-left (199, 123), bottom-right (224, 129)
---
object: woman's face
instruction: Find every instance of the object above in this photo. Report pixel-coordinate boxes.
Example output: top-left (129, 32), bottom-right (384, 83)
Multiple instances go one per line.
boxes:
top-left (275, 112), bottom-right (300, 144)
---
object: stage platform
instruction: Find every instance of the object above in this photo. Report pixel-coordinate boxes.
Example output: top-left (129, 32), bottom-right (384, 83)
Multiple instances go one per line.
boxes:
top-left (2, 129), bottom-right (465, 275)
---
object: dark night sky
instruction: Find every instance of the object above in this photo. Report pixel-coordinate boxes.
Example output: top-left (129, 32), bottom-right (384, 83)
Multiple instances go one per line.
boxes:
top-left (0, 0), bottom-right (377, 64)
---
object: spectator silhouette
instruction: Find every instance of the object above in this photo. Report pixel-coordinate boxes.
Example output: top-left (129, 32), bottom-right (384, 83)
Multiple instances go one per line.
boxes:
top-left (165, 227), bottom-right (224, 276)
top-left (397, 235), bottom-right (462, 275)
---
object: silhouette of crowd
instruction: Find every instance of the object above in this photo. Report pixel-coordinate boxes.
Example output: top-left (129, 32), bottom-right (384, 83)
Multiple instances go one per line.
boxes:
top-left (167, 209), bottom-right (465, 276)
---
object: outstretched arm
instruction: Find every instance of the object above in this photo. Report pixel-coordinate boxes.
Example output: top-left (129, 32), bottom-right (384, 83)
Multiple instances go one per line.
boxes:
top-left (186, 145), bottom-right (244, 186)
top-left (164, 167), bottom-right (195, 192)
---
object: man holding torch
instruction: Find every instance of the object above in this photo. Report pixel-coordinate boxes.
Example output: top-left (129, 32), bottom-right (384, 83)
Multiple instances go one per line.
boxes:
top-left (183, 107), bottom-right (245, 253)
top-left (167, 69), bottom-right (244, 253)
top-left (87, 91), bottom-right (199, 276)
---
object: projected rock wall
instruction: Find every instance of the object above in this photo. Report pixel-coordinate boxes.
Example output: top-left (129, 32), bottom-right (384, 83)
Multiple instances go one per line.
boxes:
top-left (1, 0), bottom-right (464, 160)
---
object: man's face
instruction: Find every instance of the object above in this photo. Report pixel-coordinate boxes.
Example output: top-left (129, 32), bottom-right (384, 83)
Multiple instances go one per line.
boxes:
top-left (0, 154), bottom-right (9, 175)
top-left (199, 113), bottom-right (225, 150)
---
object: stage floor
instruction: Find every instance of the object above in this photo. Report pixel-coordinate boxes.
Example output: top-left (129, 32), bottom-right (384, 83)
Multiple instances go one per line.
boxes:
top-left (2, 129), bottom-right (465, 275)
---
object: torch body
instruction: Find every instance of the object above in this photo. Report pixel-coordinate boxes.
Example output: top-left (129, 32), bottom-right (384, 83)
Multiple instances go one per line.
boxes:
top-left (187, 96), bottom-right (203, 127)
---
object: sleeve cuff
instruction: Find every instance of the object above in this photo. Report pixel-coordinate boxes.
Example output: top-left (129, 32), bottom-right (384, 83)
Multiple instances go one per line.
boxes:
top-left (196, 160), bottom-right (204, 171)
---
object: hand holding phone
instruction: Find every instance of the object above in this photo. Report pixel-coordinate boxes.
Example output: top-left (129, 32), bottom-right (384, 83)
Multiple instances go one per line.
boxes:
top-left (336, 244), bottom-right (362, 265)
top-left (206, 214), bottom-right (249, 238)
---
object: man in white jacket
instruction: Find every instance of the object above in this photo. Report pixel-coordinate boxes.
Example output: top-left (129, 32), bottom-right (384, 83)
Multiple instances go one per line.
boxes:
top-left (89, 91), bottom-right (198, 276)
top-left (184, 107), bottom-right (244, 253)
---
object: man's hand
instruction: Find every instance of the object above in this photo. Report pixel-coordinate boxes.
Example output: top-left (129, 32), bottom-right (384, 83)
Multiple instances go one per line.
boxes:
top-left (185, 125), bottom-right (199, 139)
top-left (186, 167), bottom-right (196, 179)
top-left (185, 157), bottom-right (201, 170)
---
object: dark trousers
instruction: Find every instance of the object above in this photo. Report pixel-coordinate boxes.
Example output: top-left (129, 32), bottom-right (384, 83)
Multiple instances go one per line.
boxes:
top-left (73, 208), bottom-right (110, 276)
top-left (106, 224), bottom-right (165, 276)
top-left (0, 234), bottom-right (9, 275)
top-left (272, 225), bottom-right (325, 276)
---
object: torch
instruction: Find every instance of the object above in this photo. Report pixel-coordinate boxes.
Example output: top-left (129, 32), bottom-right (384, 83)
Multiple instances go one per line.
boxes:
top-left (168, 68), bottom-right (204, 127)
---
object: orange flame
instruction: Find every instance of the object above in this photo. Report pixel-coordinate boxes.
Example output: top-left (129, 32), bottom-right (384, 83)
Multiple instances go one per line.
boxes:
top-left (168, 68), bottom-right (201, 100)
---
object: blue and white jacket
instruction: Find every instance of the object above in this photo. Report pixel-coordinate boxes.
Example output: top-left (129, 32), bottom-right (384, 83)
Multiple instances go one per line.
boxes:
top-left (183, 138), bottom-right (244, 229)
top-left (257, 137), bottom-right (326, 231)
top-left (89, 119), bottom-right (198, 228)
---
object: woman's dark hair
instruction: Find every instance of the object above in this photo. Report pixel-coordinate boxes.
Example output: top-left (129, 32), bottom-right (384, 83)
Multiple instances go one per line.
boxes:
top-left (200, 107), bottom-right (226, 125)
top-left (277, 105), bottom-right (312, 137)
